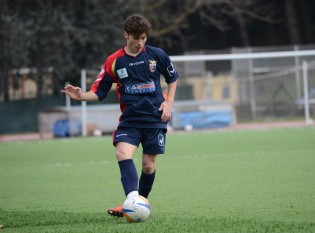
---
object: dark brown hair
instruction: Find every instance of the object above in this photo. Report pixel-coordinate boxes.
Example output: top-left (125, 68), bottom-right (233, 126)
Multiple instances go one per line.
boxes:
top-left (124, 14), bottom-right (151, 37)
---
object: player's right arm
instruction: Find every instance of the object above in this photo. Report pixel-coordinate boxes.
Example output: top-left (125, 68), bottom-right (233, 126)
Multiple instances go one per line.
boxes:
top-left (62, 50), bottom-right (121, 102)
top-left (61, 84), bottom-right (99, 101)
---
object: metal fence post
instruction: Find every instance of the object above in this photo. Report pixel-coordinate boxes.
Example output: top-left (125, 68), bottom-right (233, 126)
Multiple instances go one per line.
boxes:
top-left (302, 60), bottom-right (312, 125)
top-left (81, 69), bottom-right (87, 136)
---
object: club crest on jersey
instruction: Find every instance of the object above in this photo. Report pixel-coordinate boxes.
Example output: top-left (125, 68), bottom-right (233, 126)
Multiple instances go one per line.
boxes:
top-left (149, 60), bottom-right (157, 73)
top-left (117, 68), bottom-right (128, 79)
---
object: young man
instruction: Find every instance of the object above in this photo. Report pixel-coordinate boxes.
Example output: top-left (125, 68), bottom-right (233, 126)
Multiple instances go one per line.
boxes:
top-left (62, 14), bottom-right (178, 217)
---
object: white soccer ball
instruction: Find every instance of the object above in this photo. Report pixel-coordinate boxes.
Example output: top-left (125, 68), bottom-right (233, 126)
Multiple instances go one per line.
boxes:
top-left (184, 124), bottom-right (193, 131)
top-left (122, 195), bottom-right (151, 223)
top-left (93, 129), bottom-right (102, 137)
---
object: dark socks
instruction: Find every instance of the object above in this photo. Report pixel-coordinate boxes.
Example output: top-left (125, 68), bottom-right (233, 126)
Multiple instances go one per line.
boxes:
top-left (118, 159), bottom-right (138, 196)
top-left (139, 170), bottom-right (156, 198)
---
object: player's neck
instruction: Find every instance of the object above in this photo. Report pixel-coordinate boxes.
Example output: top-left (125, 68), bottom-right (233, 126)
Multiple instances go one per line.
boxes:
top-left (124, 46), bottom-right (142, 57)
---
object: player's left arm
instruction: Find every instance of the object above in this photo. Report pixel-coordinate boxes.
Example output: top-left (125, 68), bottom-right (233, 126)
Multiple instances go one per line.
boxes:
top-left (159, 80), bottom-right (177, 123)
top-left (155, 47), bottom-right (178, 122)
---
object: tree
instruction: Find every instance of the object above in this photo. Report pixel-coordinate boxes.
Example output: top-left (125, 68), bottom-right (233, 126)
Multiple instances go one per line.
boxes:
top-left (136, 0), bottom-right (280, 49)
top-left (1, 0), bottom-right (313, 102)
top-left (0, 0), bottom-right (31, 101)
top-left (284, 0), bottom-right (301, 44)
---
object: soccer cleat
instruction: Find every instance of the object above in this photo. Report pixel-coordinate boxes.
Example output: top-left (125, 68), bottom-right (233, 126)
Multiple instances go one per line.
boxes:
top-left (107, 204), bottom-right (123, 217)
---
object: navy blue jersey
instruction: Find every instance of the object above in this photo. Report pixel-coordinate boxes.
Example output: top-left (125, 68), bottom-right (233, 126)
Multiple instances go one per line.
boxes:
top-left (91, 45), bottom-right (178, 129)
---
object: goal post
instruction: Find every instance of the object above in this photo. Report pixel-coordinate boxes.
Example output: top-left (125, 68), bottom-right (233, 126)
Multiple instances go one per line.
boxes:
top-left (170, 49), bottom-right (315, 62)
top-left (169, 48), bottom-right (315, 129)
top-left (302, 60), bottom-right (313, 126)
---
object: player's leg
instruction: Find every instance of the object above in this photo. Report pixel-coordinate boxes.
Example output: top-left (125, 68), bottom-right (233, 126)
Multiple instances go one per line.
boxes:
top-left (108, 128), bottom-right (141, 217)
top-left (116, 142), bottom-right (139, 197)
top-left (139, 154), bottom-right (157, 198)
top-left (139, 128), bottom-right (166, 198)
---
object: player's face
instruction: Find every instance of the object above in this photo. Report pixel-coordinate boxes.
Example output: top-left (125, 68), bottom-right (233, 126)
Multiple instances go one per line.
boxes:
top-left (125, 32), bottom-right (147, 55)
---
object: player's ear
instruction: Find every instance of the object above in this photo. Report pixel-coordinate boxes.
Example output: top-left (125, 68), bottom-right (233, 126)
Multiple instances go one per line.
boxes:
top-left (124, 31), bottom-right (129, 39)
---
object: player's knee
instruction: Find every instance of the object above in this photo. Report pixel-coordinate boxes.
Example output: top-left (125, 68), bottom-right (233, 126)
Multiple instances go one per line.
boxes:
top-left (116, 149), bottom-right (131, 161)
top-left (142, 166), bottom-right (154, 175)
top-left (142, 160), bottom-right (155, 174)
top-left (115, 142), bottom-right (136, 161)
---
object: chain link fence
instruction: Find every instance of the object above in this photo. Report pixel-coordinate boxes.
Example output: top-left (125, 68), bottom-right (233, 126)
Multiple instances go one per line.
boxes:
top-left (2, 46), bottom-right (315, 135)
top-left (66, 46), bottom-right (315, 134)
top-left (170, 46), bottom-right (315, 130)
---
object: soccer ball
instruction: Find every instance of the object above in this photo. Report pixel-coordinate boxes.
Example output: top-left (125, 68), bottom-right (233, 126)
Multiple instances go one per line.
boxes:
top-left (122, 195), bottom-right (151, 223)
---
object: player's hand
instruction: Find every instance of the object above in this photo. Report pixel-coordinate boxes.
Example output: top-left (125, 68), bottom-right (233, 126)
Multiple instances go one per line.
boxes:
top-left (61, 84), bottom-right (82, 101)
top-left (159, 100), bottom-right (173, 123)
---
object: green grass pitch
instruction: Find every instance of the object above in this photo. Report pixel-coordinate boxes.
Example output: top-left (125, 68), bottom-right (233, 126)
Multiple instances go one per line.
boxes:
top-left (0, 128), bottom-right (314, 232)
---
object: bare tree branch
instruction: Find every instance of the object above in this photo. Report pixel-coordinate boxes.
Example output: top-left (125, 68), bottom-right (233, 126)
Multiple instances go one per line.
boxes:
top-left (148, 0), bottom-right (205, 37)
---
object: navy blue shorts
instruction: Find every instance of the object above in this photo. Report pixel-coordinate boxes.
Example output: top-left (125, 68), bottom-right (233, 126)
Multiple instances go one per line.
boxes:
top-left (113, 127), bottom-right (167, 154)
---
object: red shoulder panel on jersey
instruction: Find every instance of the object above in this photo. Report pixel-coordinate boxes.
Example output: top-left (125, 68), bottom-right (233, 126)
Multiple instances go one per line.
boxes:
top-left (91, 48), bottom-right (125, 92)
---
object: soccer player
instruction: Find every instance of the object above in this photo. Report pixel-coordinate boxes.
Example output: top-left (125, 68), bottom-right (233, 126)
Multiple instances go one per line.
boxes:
top-left (61, 14), bottom-right (178, 217)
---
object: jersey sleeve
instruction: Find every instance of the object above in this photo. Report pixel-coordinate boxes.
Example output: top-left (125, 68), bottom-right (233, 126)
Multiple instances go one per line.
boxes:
top-left (90, 58), bottom-right (117, 101)
top-left (156, 48), bottom-right (178, 84)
